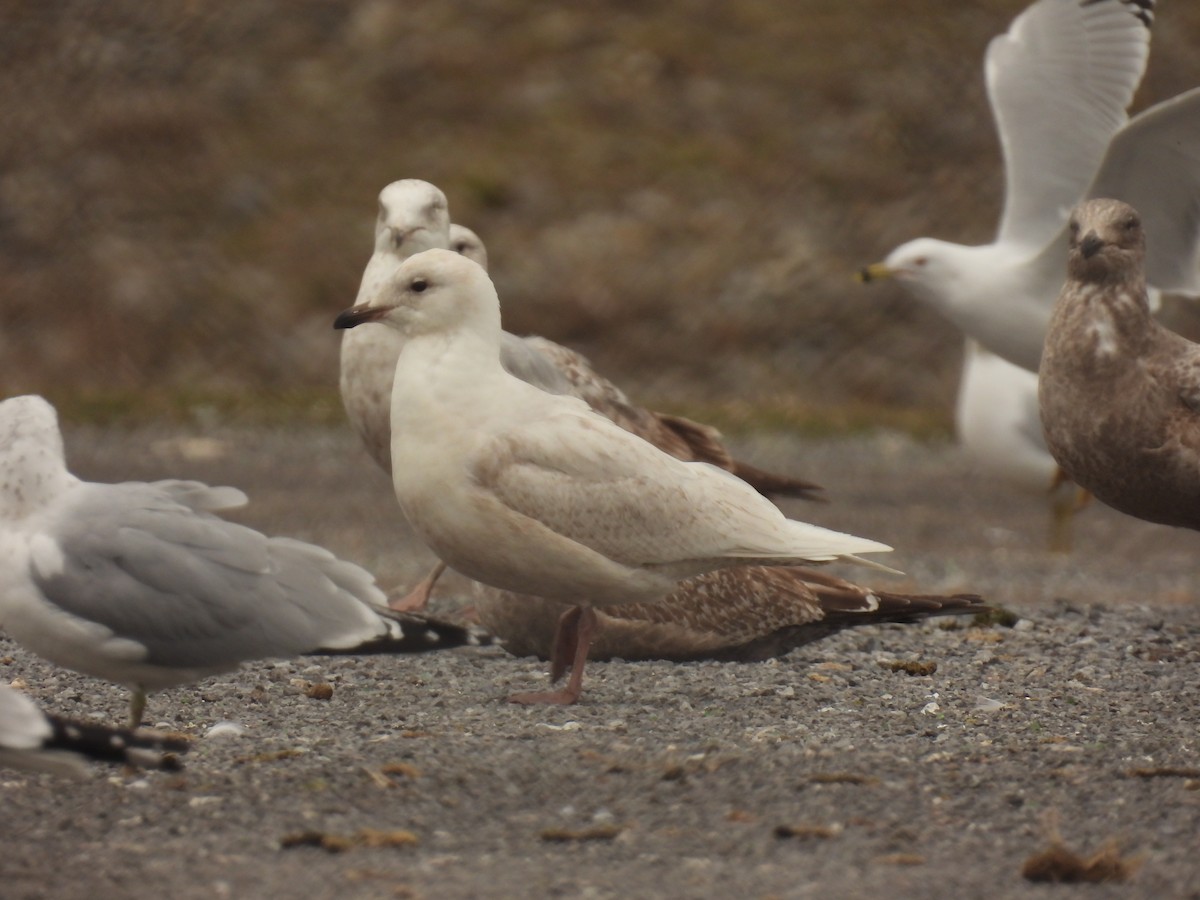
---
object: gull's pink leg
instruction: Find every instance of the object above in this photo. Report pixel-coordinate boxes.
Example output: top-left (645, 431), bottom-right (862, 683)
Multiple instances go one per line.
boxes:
top-left (508, 605), bottom-right (597, 706)
top-left (387, 561), bottom-right (447, 612)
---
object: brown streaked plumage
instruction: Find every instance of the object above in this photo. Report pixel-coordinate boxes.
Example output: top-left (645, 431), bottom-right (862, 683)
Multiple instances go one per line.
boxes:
top-left (516, 336), bottom-right (824, 501)
top-left (1039, 198), bottom-right (1200, 528)
top-left (472, 567), bottom-right (986, 663)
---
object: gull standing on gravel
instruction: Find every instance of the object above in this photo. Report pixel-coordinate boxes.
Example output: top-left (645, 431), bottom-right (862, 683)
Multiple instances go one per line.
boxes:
top-left (860, 0), bottom-right (1200, 373)
top-left (0, 683), bottom-right (189, 777)
top-left (1040, 198), bottom-right (1200, 530)
top-left (444, 231), bottom-right (987, 663)
top-left (342, 181), bottom-right (824, 612)
top-left (334, 249), bottom-right (893, 704)
top-left (0, 396), bottom-right (482, 726)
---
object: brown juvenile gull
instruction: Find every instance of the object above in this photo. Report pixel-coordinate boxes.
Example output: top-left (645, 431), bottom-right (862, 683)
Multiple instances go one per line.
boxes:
top-left (1039, 198), bottom-right (1200, 529)
top-left (860, 0), bottom-right (1200, 373)
top-left (342, 182), bottom-right (822, 612)
top-left (0, 396), bottom-right (485, 726)
top-left (0, 683), bottom-right (190, 778)
top-left (471, 568), bottom-right (985, 666)
top-left (334, 249), bottom-right (893, 704)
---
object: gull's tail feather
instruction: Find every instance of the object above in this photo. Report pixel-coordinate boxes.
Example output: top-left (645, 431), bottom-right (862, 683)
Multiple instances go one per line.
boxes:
top-left (44, 715), bottom-right (190, 770)
top-left (311, 609), bottom-right (495, 655)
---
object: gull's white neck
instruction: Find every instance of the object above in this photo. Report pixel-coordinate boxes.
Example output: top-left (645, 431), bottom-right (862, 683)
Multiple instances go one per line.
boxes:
top-left (903, 241), bottom-right (1054, 372)
top-left (387, 325), bottom-right (512, 469)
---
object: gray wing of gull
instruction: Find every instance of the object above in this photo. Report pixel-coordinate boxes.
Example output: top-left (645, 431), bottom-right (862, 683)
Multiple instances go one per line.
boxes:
top-left (27, 480), bottom-right (385, 668)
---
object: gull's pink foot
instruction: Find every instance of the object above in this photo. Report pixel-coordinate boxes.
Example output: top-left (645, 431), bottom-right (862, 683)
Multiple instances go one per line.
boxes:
top-left (508, 606), bottom-right (596, 706)
top-left (387, 561), bottom-right (447, 612)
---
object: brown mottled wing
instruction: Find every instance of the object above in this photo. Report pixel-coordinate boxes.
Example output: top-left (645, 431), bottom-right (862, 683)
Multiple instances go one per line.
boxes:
top-left (521, 337), bottom-right (824, 500)
top-left (1173, 351), bottom-right (1200, 417)
top-left (475, 567), bottom-right (986, 663)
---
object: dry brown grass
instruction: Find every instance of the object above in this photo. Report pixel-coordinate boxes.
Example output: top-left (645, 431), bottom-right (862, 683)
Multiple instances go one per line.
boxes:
top-left (1, 1), bottom-right (1198, 424)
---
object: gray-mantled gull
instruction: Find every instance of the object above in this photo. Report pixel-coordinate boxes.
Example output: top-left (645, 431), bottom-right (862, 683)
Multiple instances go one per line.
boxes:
top-left (0, 683), bottom-right (189, 777)
top-left (1040, 198), bottom-right (1200, 529)
top-left (472, 567), bottom-right (986, 666)
top-left (334, 249), bottom-right (893, 704)
top-left (860, 0), bottom-right (1200, 373)
top-left (0, 396), bottom-right (483, 726)
top-left (956, 340), bottom-right (1089, 552)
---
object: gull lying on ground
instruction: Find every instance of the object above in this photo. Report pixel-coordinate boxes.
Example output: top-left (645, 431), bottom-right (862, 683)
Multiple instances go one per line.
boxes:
top-left (1040, 198), bottom-right (1200, 530)
top-left (0, 396), bottom-right (483, 726)
top-left (861, 0), bottom-right (1200, 373)
top-left (335, 249), bottom-right (893, 704)
top-left (472, 567), bottom-right (985, 666)
top-left (0, 683), bottom-right (190, 777)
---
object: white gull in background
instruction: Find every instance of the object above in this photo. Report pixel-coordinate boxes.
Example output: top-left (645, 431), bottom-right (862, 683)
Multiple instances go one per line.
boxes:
top-left (955, 340), bottom-right (1088, 551)
top-left (0, 396), bottom-right (481, 726)
top-left (449, 223), bottom-right (488, 268)
top-left (0, 683), bottom-right (189, 777)
top-left (334, 249), bottom-right (893, 704)
top-left (861, 0), bottom-right (1200, 372)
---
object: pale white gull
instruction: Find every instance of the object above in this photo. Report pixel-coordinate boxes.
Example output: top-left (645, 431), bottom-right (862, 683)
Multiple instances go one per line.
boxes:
top-left (342, 181), bottom-right (823, 613)
top-left (334, 249), bottom-right (893, 704)
top-left (0, 396), bottom-right (482, 726)
top-left (0, 683), bottom-right (189, 777)
top-left (861, 0), bottom-right (1200, 373)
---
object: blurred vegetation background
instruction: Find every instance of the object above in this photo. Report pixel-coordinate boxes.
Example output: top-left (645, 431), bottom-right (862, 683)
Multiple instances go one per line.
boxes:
top-left (2, 1), bottom-right (1198, 430)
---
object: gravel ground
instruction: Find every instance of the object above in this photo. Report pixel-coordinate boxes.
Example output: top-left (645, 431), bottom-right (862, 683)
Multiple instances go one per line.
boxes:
top-left (3, 423), bottom-right (1199, 899)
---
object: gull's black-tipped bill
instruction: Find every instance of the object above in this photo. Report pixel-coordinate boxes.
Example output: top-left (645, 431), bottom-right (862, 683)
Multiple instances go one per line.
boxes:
top-left (856, 263), bottom-right (892, 284)
top-left (334, 305), bottom-right (389, 330)
top-left (1079, 232), bottom-right (1105, 259)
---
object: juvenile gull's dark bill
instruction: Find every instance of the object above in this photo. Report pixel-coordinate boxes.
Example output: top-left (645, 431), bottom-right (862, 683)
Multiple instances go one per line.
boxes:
top-left (335, 249), bottom-right (894, 705)
top-left (0, 683), bottom-right (189, 777)
top-left (0, 396), bottom-right (483, 727)
top-left (1040, 198), bottom-right (1200, 529)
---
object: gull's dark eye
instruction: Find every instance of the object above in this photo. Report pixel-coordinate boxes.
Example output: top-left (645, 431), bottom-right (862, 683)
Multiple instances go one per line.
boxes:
top-left (1068, 219), bottom-right (1079, 241)
top-left (411, 278), bottom-right (428, 293)
top-left (1123, 214), bottom-right (1139, 231)
top-left (913, 256), bottom-right (928, 267)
